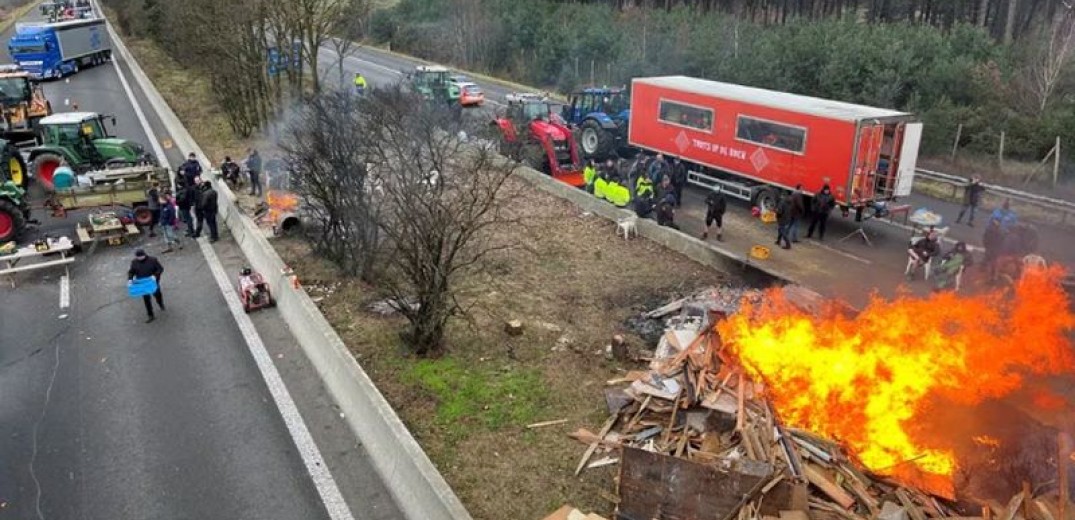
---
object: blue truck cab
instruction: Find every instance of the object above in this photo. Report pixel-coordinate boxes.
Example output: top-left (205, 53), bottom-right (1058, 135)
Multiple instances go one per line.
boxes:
top-left (8, 19), bottom-right (111, 80)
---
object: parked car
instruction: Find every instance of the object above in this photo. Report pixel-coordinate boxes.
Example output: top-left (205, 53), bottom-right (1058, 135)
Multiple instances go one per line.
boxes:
top-left (458, 82), bottom-right (485, 106)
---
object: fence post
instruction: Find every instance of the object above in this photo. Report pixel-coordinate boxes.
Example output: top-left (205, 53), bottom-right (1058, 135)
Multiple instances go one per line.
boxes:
top-left (1054, 136), bottom-right (1061, 186)
top-left (998, 131), bottom-right (1006, 166)
top-left (950, 123), bottom-right (962, 162)
top-left (589, 60), bottom-right (594, 87)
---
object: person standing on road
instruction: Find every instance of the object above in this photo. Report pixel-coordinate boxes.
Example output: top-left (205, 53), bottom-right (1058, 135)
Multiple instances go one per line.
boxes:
top-left (670, 157), bottom-right (687, 208)
top-left (806, 184), bottom-right (836, 241)
top-left (774, 192), bottom-right (793, 250)
top-left (199, 180), bottom-right (220, 242)
top-left (176, 178), bottom-right (195, 237)
top-left (128, 249), bottom-right (165, 323)
top-left (990, 199), bottom-right (1018, 231)
top-left (191, 180), bottom-right (206, 238)
top-left (788, 184), bottom-right (806, 243)
top-left (955, 175), bottom-right (985, 226)
top-left (159, 192), bottom-right (181, 252)
top-left (179, 152), bottom-right (202, 187)
top-left (145, 181), bottom-right (160, 238)
top-left (702, 186), bottom-right (727, 241)
top-left (648, 153), bottom-right (668, 185)
top-left (246, 148), bottom-right (263, 197)
top-left (582, 159), bottom-right (596, 194)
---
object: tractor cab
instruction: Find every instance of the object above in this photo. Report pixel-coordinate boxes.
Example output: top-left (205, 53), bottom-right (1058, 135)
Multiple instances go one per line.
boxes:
top-left (0, 64), bottom-right (51, 143)
top-left (29, 112), bottom-right (154, 190)
top-left (562, 87), bottom-right (631, 159)
top-left (409, 65), bottom-right (461, 105)
top-left (494, 93), bottom-right (584, 187)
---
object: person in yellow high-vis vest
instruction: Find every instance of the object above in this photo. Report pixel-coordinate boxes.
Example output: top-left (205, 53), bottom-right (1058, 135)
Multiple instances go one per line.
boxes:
top-left (353, 72), bottom-right (368, 95)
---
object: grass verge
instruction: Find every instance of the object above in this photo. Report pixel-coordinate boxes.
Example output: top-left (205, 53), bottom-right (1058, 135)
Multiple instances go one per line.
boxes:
top-left (111, 24), bottom-right (736, 519)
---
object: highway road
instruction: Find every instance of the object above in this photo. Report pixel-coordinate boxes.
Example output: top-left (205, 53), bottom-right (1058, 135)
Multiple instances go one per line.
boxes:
top-left (0, 8), bottom-right (400, 520)
top-left (325, 43), bottom-right (1075, 271)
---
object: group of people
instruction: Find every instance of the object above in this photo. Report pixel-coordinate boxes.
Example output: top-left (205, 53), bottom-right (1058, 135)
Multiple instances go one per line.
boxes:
top-left (771, 184), bottom-right (837, 249)
top-left (219, 149), bottom-right (264, 196)
top-left (583, 153), bottom-right (690, 230)
top-left (140, 152), bottom-right (221, 249)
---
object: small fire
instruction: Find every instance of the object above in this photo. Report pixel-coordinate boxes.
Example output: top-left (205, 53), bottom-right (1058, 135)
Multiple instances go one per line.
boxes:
top-left (717, 266), bottom-right (1075, 494)
top-left (265, 190), bottom-right (298, 225)
top-left (972, 435), bottom-right (1001, 448)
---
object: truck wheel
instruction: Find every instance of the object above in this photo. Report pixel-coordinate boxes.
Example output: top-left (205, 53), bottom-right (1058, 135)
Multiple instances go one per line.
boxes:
top-left (32, 153), bottom-right (64, 192)
top-left (752, 187), bottom-right (778, 213)
top-left (579, 120), bottom-right (614, 159)
top-left (0, 198), bottom-right (26, 243)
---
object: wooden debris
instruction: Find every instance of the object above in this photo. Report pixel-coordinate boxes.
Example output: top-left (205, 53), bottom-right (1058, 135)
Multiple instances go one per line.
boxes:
top-left (504, 319), bottom-right (524, 336)
top-left (526, 418), bottom-right (568, 429)
top-left (803, 464), bottom-right (856, 510)
top-left (574, 415), bottom-right (617, 476)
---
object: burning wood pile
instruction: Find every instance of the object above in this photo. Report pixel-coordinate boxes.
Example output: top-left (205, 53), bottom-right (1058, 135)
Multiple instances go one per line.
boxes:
top-left (569, 272), bottom-right (1075, 520)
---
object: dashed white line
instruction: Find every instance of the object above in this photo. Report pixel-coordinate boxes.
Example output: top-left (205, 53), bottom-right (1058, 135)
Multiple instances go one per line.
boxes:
top-left (59, 274), bottom-right (69, 309)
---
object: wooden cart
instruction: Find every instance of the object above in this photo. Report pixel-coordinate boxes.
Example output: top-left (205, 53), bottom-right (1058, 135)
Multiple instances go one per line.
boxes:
top-left (45, 165), bottom-right (168, 248)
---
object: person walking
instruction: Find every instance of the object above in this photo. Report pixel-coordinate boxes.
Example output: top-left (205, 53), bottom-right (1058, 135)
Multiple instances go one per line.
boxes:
top-left (179, 152), bottom-right (203, 187)
top-left (806, 184), bottom-right (836, 240)
top-left (670, 157), bottom-right (687, 207)
top-left (702, 186), bottom-right (727, 241)
top-left (788, 184), bottom-right (806, 243)
top-left (159, 192), bottom-right (181, 252)
top-left (199, 180), bottom-right (220, 242)
top-left (176, 178), bottom-right (195, 237)
top-left (145, 181), bottom-right (160, 237)
top-left (774, 192), bottom-right (792, 250)
top-left (128, 249), bottom-right (165, 323)
top-left (246, 148), bottom-right (263, 197)
top-left (955, 175), bottom-right (985, 226)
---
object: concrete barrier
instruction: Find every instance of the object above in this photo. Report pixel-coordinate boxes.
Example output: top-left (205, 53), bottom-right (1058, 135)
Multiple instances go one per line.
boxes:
top-left (512, 167), bottom-right (797, 287)
top-left (104, 20), bottom-right (473, 520)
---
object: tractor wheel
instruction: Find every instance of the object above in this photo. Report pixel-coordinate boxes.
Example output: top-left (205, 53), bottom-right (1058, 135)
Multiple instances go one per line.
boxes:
top-left (5, 153), bottom-right (27, 189)
top-left (32, 153), bottom-right (64, 192)
top-left (133, 207), bottom-right (154, 226)
top-left (0, 198), bottom-right (26, 243)
top-left (579, 120), bottom-right (614, 160)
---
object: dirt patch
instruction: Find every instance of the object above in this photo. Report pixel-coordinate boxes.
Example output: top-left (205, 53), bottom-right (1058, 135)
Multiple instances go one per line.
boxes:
top-left (115, 27), bottom-right (739, 519)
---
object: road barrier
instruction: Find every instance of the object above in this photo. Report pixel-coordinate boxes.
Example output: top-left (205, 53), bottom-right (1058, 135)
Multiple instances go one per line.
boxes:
top-left (105, 18), bottom-right (474, 520)
top-left (915, 168), bottom-right (1075, 226)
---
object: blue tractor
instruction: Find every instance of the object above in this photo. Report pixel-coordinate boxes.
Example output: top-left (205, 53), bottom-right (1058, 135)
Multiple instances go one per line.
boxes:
top-left (561, 87), bottom-right (630, 160)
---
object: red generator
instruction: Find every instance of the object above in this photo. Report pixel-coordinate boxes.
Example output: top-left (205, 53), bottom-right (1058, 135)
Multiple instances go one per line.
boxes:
top-left (628, 76), bottom-right (922, 211)
top-left (238, 268), bottom-right (275, 313)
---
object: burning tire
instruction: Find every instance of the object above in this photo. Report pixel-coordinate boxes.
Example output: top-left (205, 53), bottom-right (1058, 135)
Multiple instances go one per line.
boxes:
top-left (31, 153), bottom-right (64, 192)
top-left (0, 198), bottom-right (26, 243)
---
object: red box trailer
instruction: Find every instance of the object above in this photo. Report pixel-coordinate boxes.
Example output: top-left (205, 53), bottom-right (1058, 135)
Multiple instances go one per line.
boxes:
top-left (628, 76), bottom-right (922, 209)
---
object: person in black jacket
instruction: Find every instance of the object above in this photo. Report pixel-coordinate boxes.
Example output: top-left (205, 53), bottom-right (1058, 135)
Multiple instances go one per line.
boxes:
top-left (198, 181), bottom-right (220, 242)
top-left (670, 157), bottom-right (688, 207)
top-left (176, 177), bottom-right (195, 237)
top-left (774, 192), bottom-right (792, 250)
top-left (179, 152), bottom-right (203, 187)
top-left (955, 175), bottom-right (985, 226)
top-left (128, 249), bottom-right (165, 322)
top-left (191, 181), bottom-right (206, 239)
top-left (806, 184), bottom-right (836, 241)
top-left (702, 186), bottom-right (727, 241)
top-left (788, 184), bottom-right (806, 243)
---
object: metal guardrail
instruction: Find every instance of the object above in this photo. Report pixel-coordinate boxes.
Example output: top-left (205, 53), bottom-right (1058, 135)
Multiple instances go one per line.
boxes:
top-left (914, 167), bottom-right (1075, 225)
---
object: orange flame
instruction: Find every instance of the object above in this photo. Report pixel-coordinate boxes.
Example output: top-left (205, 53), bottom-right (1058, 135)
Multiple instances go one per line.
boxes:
top-left (266, 190), bottom-right (298, 225)
top-left (717, 267), bottom-right (1074, 493)
top-left (972, 435), bottom-right (1001, 448)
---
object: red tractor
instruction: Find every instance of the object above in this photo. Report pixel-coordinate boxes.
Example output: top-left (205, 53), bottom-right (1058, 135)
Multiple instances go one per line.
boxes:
top-left (492, 93), bottom-right (584, 187)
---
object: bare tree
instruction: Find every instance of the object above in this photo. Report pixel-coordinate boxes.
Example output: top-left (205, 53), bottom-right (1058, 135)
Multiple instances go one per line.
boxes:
top-left (324, 0), bottom-right (371, 89)
top-left (1022, 8), bottom-right (1075, 113)
top-left (361, 87), bottom-right (518, 356)
top-left (281, 91), bottom-right (382, 279)
top-left (292, 0), bottom-right (352, 93)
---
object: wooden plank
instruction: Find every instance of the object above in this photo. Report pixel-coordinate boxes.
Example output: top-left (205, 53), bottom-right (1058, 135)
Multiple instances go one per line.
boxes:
top-left (999, 492), bottom-right (1025, 520)
top-left (575, 415), bottom-right (617, 476)
top-left (803, 464), bottom-right (856, 510)
top-left (896, 489), bottom-right (928, 520)
top-left (0, 256), bottom-right (74, 275)
top-left (527, 419), bottom-right (568, 429)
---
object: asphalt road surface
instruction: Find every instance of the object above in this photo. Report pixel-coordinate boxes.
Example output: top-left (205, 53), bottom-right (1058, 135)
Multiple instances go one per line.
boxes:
top-left (0, 8), bottom-right (400, 520)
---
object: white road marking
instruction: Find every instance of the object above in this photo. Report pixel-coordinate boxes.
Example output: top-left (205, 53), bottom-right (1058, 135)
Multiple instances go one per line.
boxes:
top-left (100, 4), bottom-right (355, 517)
top-left (196, 238), bottom-right (354, 520)
top-left (59, 274), bottom-right (69, 309)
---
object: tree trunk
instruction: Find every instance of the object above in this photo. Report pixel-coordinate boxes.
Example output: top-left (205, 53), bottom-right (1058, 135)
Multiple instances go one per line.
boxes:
top-left (977, 0), bottom-right (989, 26)
top-left (1003, 0), bottom-right (1017, 43)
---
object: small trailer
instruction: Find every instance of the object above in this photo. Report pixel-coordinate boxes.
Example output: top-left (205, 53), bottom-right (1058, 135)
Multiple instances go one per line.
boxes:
top-left (628, 76), bottom-right (922, 211)
top-left (46, 164), bottom-right (169, 248)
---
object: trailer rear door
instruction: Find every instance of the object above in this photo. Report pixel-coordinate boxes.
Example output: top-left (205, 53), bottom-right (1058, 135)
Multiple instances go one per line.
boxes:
top-left (850, 124), bottom-right (883, 202)
top-left (893, 122), bottom-right (922, 197)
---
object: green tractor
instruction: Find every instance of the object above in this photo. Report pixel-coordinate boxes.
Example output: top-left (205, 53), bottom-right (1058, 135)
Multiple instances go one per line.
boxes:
top-left (408, 65), bottom-right (461, 106)
top-left (27, 111), bottom-right (156, 192)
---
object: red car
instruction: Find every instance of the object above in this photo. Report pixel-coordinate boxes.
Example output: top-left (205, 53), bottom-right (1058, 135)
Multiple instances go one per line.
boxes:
top-left (459, 82), bottom-right (485, 106)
